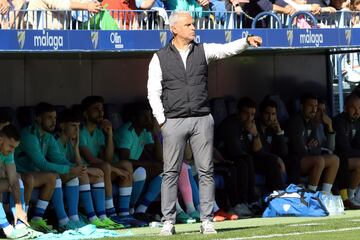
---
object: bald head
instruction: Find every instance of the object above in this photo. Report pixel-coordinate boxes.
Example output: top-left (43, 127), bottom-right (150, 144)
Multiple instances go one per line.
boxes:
top-left (345, 94), bottom-right (360, 120)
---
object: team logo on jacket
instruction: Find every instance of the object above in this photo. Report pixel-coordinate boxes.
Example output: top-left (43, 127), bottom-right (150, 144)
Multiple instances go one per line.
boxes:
top-left (17, 31), bottom-right (26, 49)
top-left (283, 204), bottom-right (291, 212)
top-left (287, 30), bottom-right (293, 46)
top-left (225, 30), bottom-right (232, 43)
top-left (91, 32), bottom-right (99, 49)
top-left (160, 31), bottom-right (167, 47)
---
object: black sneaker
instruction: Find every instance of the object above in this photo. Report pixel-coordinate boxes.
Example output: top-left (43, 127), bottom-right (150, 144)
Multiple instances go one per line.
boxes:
top-left (133, 212), bottom-right (153, 223)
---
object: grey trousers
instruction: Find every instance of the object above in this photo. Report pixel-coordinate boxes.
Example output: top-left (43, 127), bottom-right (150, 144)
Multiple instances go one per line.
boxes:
top-left (161, 114), bottom-right (215, 224)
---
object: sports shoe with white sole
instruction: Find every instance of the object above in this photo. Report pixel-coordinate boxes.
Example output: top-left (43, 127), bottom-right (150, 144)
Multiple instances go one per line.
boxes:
top-left (200, 220), bottom-right (217, 234)
top-left (159, 221), bottom-right (175, 236)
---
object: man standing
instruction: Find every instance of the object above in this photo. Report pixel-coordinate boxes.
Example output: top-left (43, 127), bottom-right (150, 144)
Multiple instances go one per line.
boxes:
top-left (147, 11), bottom-right (262, 235)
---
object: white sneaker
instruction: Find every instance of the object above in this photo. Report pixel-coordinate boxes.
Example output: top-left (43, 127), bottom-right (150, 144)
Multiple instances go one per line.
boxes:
top-left (200, 220), bottom-right (217, 234)
top-left (159, 221), bottom-right (175, 236)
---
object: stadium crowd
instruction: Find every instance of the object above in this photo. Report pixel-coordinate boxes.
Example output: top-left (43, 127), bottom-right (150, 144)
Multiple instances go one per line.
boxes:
top-left (0, 0), bottom-right (360, 29)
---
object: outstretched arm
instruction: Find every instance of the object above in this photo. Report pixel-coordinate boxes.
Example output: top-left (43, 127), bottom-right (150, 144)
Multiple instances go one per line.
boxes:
top-left (204, 35), bottom-right (262, 63)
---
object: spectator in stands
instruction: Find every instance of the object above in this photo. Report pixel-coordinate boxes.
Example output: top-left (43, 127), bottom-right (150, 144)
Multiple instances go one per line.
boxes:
top-left (147, 11), bottom-right (262, 235)
top-left (333, 93), bottom-right (360, 209)
top-left (350, 0), bottom-right (360, 26)
top-left (102, 0), bottom-right (138, 30)
top-left (0, 0), bottom-right (25, 29)
top-left (280, 0), bottom-right (336, 28)
top-left (0, 0), bottom-right (10, 16)
top-left (57, 109), bottom-right (124, 229)
top-left (163, 0), bottom-right (211, 27)
top-left (339, 0), bottom-right (360, 9)
top-left (307, 0), bottom-right (338, 10)
top-left (215, 97), bottom-right (261, 217)
top-left (331, 0), bottom-right (349, 9)
top-left (79, 96), bottom-right (145, 227)
top-left (135, 0), bottom-right (168, 29)
top-left (27, 0), bottom-right (101, 29)
top-left (285, 93), bottom-right (339, 193)
top-left (0, 125), bottom-right (43, 239)
top-left (285, 0), bottom-right (336, 13)
top-left (14, 102), bottom-right (86, 232)
top-left (226, 0), bottom-right (297, 28)
top-left (209, 0), bottom-right (226, 25)
top-left (113, 102), bottom-right (162, 224)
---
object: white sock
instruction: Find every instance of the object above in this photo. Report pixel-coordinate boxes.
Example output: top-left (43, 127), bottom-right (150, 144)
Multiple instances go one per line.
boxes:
top-left (59, 218), bottom-right (69, 226)
top-left (308, 185), bottom-right (317, 192)
top-left (322, 183), bottom-right (333, 193)
top-left (3, 225), bottom-right (14, 237)
top-left (105, 199), bottom-right (114, 209)
top-left (89, 216), bottom-right (97, 222)
top-left (69, 215), bottom-right (79, 221)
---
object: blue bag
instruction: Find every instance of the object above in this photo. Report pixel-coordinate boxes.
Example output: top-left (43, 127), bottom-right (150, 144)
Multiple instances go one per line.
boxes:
top-left (262, 184), bottom-right (329, 217)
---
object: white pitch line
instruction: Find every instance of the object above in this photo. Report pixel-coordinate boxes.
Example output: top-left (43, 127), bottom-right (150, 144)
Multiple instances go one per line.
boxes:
top-left (217, 226), bottom-right (360, 240)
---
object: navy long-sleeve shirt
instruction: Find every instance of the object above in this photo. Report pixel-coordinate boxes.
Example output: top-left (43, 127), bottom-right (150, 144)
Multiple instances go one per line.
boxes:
top-left (333, 112), bottom-right (360, 157)
top-left (285, 113), bottom-right (327, 157)
top-left (215, 114), bottom-right (253, 159)
top-left (257, 123), bottom-right (288, 159)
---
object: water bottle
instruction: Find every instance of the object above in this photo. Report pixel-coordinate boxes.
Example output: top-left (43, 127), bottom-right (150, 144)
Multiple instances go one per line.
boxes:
top-left (322, 194), bottom-right (344, 215)
top-left (334, 195), bottom-right (345, 215)
top-left (149, 221), bottom-right (163, 228)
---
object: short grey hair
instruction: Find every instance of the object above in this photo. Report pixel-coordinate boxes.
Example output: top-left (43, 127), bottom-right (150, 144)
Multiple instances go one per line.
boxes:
top-left (168, 11), bottom-right (190, 28)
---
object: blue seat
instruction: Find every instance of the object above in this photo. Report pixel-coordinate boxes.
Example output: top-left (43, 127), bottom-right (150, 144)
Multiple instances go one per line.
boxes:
top-left (210, 98), bottom-right (229, 127)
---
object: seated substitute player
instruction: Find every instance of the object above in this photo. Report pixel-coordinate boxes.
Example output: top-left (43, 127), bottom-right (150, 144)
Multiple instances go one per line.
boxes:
top-left (15, 102), bottom-right (86, 232)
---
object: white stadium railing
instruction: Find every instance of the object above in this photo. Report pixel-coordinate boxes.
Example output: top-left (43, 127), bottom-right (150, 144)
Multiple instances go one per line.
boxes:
top-left (0, 9), bottom-right (360, 30)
